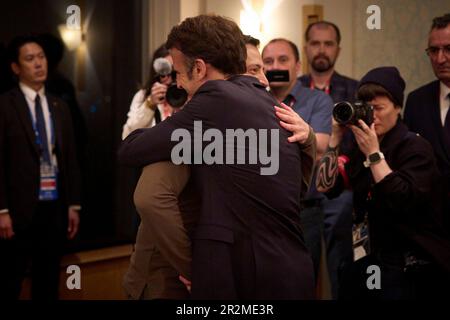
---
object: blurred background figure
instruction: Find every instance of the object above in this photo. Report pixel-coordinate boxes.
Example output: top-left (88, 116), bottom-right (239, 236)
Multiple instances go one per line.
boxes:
top-left (39, 33), bottom-right (87, 170)
top-left (404, 13), bottom-right (450, 234)
top-left (262, 38), bottom-right (333, 289)
top-left (243, 35), bottom-right (268, 87)
top-left (300, 21), bottom-right (358, 299)
top-left (0, 35), bottom-right (81, 300)
top-left (0, 41), bottom-right (15, 94)
top-left (122, 44), bottom-right (175, 140)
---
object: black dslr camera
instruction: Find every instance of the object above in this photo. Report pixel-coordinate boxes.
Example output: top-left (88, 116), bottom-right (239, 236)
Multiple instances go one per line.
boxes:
top-left (153, 58), bottom-right (188, 108)
top-left (333, 101), bottom-right (374, 126)
top-left (166, 85), bottom-right (188, 109)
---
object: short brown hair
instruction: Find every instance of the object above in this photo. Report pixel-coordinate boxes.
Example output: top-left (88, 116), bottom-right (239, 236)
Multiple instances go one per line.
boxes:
top-left (166, 14), bottom-right (247, 75)
top-left (243, 35), bottom-right (260, 48)
top-left (357, 83), bottom-right (400, 109)
top-left (305, 21), bottom-right (341, 45)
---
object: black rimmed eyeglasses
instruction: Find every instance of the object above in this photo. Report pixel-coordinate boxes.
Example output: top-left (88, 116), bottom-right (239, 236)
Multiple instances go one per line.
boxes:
top-left (425, 45), bottom-right (450, 58)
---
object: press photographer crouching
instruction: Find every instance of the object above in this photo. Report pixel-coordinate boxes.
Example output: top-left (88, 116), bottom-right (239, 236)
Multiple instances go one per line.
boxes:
top-left (316, 66), bottom-right (450, 299)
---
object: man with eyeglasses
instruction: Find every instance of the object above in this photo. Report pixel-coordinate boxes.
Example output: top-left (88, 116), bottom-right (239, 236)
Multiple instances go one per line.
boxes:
top-left (404, 13), bottom-right (450, 233)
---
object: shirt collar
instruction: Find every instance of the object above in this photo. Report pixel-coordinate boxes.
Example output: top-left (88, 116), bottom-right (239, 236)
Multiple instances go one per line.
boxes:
top-left (289, 79), bottom-right (305, 97)
top-left (19, 82), bottom-right (45, 101)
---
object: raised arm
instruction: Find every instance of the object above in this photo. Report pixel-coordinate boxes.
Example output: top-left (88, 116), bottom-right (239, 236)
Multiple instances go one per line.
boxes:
top-left (316, 145), bottom-right (339, 193)
top-left (316, 119), bottom-right (346, 193)
top-left (118, 96), bottom-right (198, 167)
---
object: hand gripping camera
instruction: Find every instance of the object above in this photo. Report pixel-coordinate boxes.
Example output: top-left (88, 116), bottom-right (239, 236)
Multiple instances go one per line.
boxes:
top-left (153, 57), bottom-right (188, 108)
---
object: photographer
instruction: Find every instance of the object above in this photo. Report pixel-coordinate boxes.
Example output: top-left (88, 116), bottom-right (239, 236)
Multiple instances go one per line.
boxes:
top-left (315, 67), bottom-right (450, 299)
top-left (122, 44), bottom-right (175, 140)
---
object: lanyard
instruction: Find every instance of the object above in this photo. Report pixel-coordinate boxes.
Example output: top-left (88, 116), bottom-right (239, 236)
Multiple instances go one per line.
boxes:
top-left (28, 96), bottom-right (56, 164)
top-left (310, 79), bottom-right (331, 95)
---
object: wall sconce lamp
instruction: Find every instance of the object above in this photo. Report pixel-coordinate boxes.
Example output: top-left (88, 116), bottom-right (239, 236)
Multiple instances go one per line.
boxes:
top-left (58, 24), bottom-right (85, 51)
top-left (239, 0), bottom-right (283, 37)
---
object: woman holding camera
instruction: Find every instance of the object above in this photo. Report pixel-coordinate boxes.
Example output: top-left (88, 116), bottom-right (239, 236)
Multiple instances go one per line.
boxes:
top-left (311, 66), bottom-right (450, 299)
top-left (122, 44), bottom-right (175, 140)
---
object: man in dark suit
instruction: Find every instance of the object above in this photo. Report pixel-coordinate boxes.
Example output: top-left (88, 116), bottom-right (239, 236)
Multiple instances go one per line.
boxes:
top-left (404, 13), bottom-right (450, 232)
top-left (0, 35), bottom-right (81, 300)
top-left (119, 15), bottom-right (315, 299)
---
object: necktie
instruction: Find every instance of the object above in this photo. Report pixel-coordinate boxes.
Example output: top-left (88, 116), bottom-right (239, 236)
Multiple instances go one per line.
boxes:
top-left (35, 94), bottom-right (51, 164)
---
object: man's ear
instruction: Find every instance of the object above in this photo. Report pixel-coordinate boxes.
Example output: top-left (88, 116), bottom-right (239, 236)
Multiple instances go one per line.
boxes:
top-left (193, 59), bottom-right (207, 80)
top-left (11, 62), bottom-right (20, 76)
top-left (295, 61), bottom-right (302, 76)
top-left (336, 46), bottom-right (341, 59)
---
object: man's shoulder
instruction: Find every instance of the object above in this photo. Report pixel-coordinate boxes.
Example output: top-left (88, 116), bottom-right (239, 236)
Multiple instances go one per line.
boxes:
top-left (46, 91), bottom-right (70, 108)
top-left (202, 75), bottom-right (262, 90)
top-left (332, 72), bottom-right (358, 85)
top-left (197, 76), bottom-right (270, 101)
top-left (407, 80), bottom-right (439, 100)
top-left (292, 80), bottom-right (333, 106)
top-left (298, 75), bottom-right (310, 87)
top-left (0, 87), bottom-right (22, 109)
top-left (0, 86), bottom-right (21, 99)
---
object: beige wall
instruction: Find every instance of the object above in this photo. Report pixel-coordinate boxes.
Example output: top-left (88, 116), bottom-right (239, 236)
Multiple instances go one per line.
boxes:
top-left (316, 0), bottom-right (354, 78)
top-left (149, 0), bottom-right (450, 97)
top-left (199, 0), bottom-right (354, 77)
top-left (353, 0), bottom-right (450, 97)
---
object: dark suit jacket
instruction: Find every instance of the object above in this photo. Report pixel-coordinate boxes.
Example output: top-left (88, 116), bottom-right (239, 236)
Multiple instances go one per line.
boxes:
top-left (299, 71), bottom-right (359, 103)
top-left (404, 80), bottom-right (450, 232)
top-left (119, 75), bottom-right (315, 299)
top-left (0, 86), bottom-right (81, 231)
top-left (404, 81), bottom-right (450, 180)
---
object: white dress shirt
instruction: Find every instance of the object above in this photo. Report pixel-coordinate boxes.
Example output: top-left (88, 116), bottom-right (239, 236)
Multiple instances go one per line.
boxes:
top-left (440, 82), bottom-right (450, 126)
top-left (19, 82), bottom-right (56, 166)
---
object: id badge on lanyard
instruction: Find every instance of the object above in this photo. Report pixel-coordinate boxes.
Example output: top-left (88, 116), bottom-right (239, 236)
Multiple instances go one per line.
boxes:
top-left (353, 216), bottom-right (370, 261)
top-left (30, 105), bottom-right (59, 201)
top-left (40, 162), bottom-right (58, 201)
top-left (353, 193), bottom-right (372, 261)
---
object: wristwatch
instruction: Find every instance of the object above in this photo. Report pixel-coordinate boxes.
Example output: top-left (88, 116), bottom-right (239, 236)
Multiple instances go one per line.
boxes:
top-left (363, 151), bottom-right (385, 168)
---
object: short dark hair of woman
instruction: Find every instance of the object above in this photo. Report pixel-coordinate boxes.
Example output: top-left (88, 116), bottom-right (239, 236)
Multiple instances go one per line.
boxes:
top-left (357, 83), bottom-right (400, 109)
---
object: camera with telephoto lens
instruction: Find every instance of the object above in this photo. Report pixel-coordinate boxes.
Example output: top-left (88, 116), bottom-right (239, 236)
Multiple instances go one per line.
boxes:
top-left (153, 57), bottom-right (188, 108)
top-left (333, 101), bottom-right (374, 126)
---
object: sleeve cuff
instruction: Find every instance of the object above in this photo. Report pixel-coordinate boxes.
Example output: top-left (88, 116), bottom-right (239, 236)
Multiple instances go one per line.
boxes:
top-left (0, 209), bottom-right (9, 214)
top-left (69, 205), bottom-right (81, 211)
top-left (300, 126), bottom-right (316, 149)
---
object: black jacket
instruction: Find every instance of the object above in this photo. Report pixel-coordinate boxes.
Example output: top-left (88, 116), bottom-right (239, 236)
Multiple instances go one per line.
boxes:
top-left (299, 71), bottom-right (358, 103)
top-left (0, 86), bottom-right (81, 230)
top-left (334, 120), bottom-right (450, 272)
top-left (119, 75), bottom-right (315, 299)
top-left (404, 81), bottom-right (450, 182)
